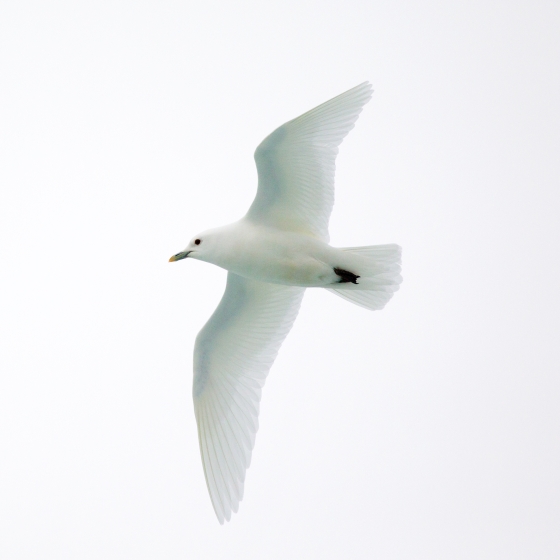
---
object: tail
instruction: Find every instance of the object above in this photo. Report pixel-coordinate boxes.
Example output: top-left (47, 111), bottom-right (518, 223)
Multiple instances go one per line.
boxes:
top-left (327, 244), bottom-right (402, 310)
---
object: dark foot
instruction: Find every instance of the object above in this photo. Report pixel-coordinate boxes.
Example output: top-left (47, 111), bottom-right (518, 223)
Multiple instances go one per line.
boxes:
top-left (334, 267), bottom-right (360, 284)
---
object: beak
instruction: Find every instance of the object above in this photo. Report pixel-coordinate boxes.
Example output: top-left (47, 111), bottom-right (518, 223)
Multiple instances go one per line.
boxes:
top-left (169, 251), bottom-right (191, 262)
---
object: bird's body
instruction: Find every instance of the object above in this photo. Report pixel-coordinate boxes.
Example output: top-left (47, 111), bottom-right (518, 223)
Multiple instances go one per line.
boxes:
top-left (169, 82), bottom-right (402, 523)
top-left (190, 220), bottom-right (365, 287)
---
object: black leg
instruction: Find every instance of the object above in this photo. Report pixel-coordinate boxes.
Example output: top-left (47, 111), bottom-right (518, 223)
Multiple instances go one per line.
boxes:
top-left (333, 267), bottom-right (360, 284)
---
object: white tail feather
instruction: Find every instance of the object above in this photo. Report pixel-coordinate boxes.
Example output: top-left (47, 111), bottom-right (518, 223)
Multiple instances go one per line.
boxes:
top-left (326, 244), bottom-right (402, 310)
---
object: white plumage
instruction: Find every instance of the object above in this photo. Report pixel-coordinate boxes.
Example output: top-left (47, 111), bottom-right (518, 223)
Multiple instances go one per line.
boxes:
top-left (193, 276), bottom-right (304, 523)
top-left (169, 82), bottom-right (402, 523)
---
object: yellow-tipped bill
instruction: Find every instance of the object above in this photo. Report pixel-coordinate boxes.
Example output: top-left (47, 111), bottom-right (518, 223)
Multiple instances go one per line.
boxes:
top-left (169, 251), bottom-right (190, 262)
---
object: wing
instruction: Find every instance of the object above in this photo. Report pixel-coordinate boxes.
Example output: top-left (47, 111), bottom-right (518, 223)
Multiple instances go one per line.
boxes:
top-left (193, 273), bottom-right (305, 523)
top-left (246, 82), bottom-right (373, 242)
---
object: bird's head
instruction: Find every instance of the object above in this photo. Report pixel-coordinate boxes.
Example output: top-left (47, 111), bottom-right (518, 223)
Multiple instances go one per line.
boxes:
top-left (168, 227), bottom-right (226, 264)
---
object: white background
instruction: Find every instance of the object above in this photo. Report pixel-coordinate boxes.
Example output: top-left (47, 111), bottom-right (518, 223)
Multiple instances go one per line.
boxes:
top-left (1, 1), bottom-right (559, 558)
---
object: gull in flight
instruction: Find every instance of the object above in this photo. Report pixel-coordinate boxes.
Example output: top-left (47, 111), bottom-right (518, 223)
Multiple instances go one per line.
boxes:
top-left (169, 82), bottom-right (402, 523)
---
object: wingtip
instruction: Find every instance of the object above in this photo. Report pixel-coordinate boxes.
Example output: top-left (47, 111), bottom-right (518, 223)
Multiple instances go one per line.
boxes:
top-left (351, 81), bottom-right (374, 101)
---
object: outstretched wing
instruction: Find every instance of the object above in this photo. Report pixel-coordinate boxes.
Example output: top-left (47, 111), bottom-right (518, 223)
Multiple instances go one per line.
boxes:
top-left (246, 82), bottom-right (373, 242)
top-left (193, 273), bottom-right (305, 523)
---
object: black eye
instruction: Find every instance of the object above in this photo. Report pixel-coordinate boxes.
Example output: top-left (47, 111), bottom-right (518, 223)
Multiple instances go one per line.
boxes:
top-left (194, 239), bottom-right (201, 245)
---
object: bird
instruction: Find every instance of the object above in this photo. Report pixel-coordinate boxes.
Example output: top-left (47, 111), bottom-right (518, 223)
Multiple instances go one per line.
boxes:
top-left (169, 82), bottom-right (402, 523)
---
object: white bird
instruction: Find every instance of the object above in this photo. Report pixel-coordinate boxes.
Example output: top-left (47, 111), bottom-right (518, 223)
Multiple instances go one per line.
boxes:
top-left (169, 82), bottom-right (402, 523)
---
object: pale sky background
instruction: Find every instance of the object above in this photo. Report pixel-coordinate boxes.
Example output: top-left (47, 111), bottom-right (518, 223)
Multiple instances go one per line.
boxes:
top-left (1, 1), bottom-right (559, 558)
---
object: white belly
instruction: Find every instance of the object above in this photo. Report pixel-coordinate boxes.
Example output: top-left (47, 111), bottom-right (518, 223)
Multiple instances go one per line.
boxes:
top-left (218, 222), bottom-right (339, 287)
top-left (239, 254), bottom-right (334, 286)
